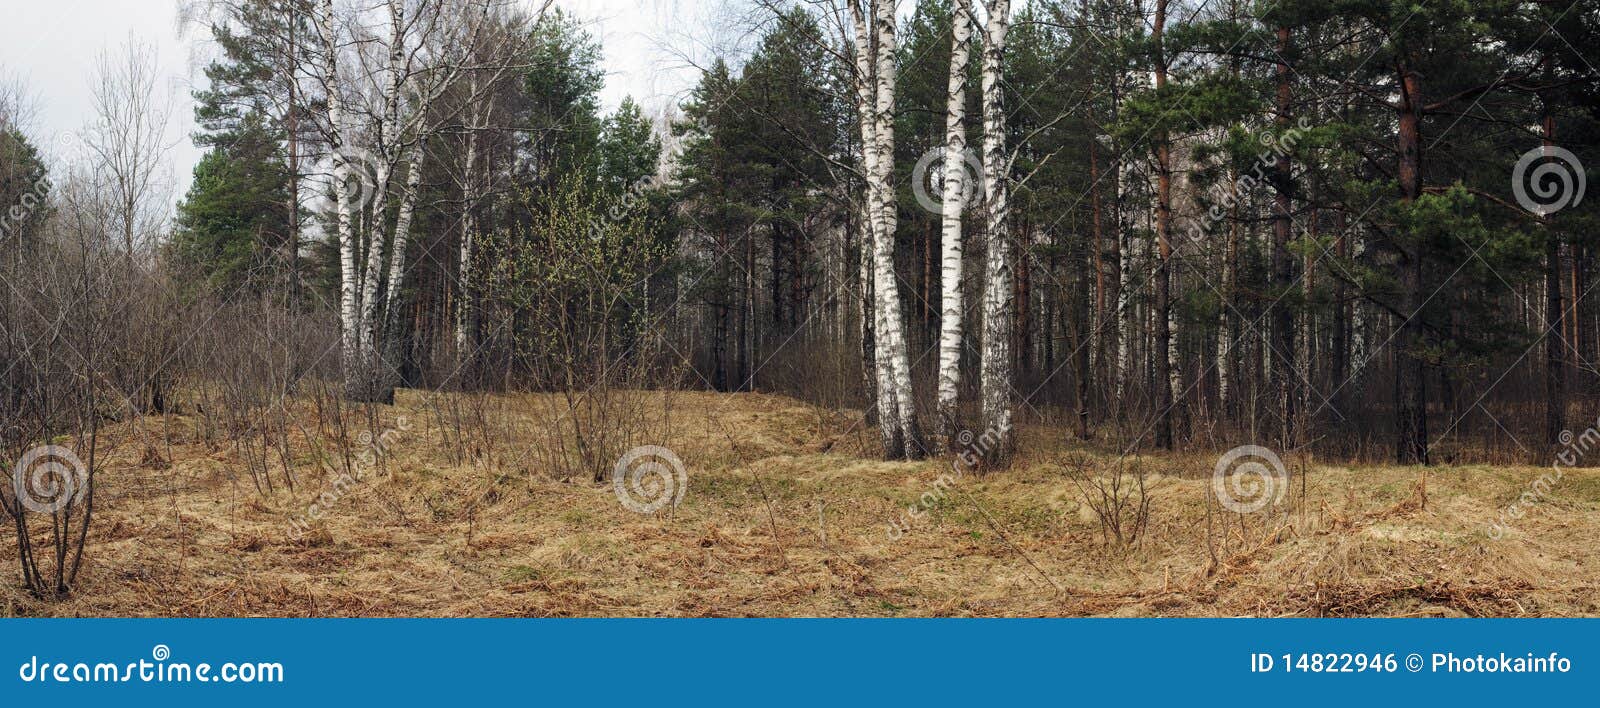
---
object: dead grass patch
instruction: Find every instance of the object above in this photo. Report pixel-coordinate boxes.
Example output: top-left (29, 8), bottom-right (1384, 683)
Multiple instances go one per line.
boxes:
top-left (3, 390), bottom-right (1596, 617)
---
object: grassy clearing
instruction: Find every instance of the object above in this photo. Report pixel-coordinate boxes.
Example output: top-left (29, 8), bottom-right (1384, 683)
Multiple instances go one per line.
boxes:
top-left (3, 390), bottom-right (1596, 617)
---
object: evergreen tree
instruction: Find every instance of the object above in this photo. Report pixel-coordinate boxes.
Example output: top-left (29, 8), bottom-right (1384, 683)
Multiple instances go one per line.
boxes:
top-left (172, 114), bottom-right (293, 296)
top-left (675, 58), bottom-right (761, 390)
top-left (0, 128), bottom-right (49, 248)
top-left (187, 0), bottom-right (312, 301)
top-left (597, 97), bottom-right (661, 194)
top-left (521, 8), bottom-right (605, 188)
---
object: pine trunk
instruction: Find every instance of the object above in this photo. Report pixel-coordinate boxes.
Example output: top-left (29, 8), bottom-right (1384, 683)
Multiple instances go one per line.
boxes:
top-left (1394, 65), bottom-right (1429, 465)
top-left (1270, 24), bottom-right (1297, 447)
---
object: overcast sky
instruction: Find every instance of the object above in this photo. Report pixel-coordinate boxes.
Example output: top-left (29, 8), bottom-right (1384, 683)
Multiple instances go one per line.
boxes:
top-left (0, 0), bottom-right (729, 202)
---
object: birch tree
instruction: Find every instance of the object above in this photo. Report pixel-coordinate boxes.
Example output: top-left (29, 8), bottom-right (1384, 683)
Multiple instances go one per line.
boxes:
top-left (314, 0), bottom-right (501, 402)
top-left (851, 0), bottom-right (922, 459)
top-left (935, 0), bottom-right (974, 449)
top-left (977, 0), bottom-right (1012, 463)
top-left (832, 1), bottom-right (877, 427)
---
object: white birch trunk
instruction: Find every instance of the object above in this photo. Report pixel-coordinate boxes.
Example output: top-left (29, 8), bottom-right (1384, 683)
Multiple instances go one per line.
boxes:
top-left (935, 0), bottom-right (973, 447)
top-left (455, 79), bottom-right (482, 357)
top-left (455, 169), bottom-right (477, 355)
top-left (319, 0), bottom-right (492, 402)
top-left (382, 137), bottom-right (426, 323)
top-left (1168, 270), bottom-right (1181, 399)
top-left (1350, 234), bottom-right (1368, 380)
top-left (977, 0), bottom-right (1013, 461)
top-left (353, 0), bottom-right (409, 376)
top-left (869, 0), bottom-right (922, 458)
top-left (849, 0), bottom-right (900, 453)
top-left (1298, 247), bottom-right (1315, 417)
top-left (317, 0), bottom-right (363, 396)
top-left (1217, 240), bottom-right (1233, 411)
top-left (1114, 173), bottom-right (1135, 401)
top-left (857, 179), bottom-right (878, 425)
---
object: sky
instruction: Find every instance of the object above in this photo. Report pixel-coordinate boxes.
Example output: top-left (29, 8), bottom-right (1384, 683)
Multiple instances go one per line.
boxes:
top-left (0, 0), bottom-right (722, 202)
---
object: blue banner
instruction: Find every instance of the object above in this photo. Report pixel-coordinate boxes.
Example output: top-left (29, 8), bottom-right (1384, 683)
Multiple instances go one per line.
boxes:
top-left (6, 619), bottom-right (1592, 705)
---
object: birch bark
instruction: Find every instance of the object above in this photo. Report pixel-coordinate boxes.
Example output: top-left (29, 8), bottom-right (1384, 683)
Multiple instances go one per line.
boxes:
top-left (870, 0), bottom-right (922, 458)
top-left (848, 0), bottom-right (900, 454)
top-left (455, 75), bottom-right (482, 358)
top-left (935, 0), bottom-right (973, 447)
top-left (977, 0), bottom-right (1013, 462)
top-left (316, 0), bottom-right (363, 399)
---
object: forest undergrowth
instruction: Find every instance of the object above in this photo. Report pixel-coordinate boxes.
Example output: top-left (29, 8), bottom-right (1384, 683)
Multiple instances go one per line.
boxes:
top-left (3, 389), bottom-right (1594, 618)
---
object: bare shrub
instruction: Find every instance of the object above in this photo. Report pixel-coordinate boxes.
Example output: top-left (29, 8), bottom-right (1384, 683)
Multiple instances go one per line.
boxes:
top-left (192, 296), bottom-right (338, 494)
top-left (0, 196), bottom-right (118, 599)
top-left (425, 389), bottom-right (510, 468)
top-left (1066, 455), bottom-right (1153, 547)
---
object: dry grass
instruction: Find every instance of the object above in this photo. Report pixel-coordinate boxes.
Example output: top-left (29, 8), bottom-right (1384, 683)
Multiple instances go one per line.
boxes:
top-left (3, 389), bottom-right (1597, 617)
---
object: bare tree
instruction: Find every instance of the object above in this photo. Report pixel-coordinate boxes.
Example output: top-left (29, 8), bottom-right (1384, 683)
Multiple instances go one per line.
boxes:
top-left (1, 163), bottom-right (119, 599)
top-left (83, 37), bottom-right (174, 258)
top-left (80, 38), bottom-right (179, 415)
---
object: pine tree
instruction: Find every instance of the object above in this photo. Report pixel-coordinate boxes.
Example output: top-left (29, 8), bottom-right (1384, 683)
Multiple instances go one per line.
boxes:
top-left (172, 114), bottom-right (292, 295)
top-left (190, 0), bottom-right (313, 302)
